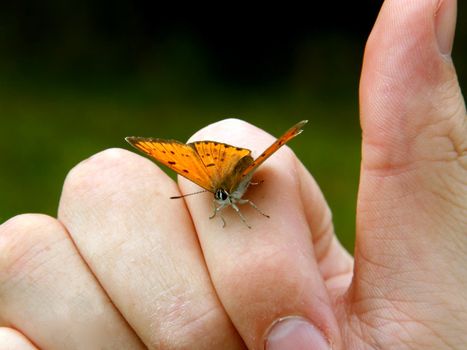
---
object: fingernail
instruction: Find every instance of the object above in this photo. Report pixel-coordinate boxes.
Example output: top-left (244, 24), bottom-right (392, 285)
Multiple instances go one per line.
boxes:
top-left (265, 317), bottom-right (331, 350)
top-left (435, 0), bottom-right (457, 55)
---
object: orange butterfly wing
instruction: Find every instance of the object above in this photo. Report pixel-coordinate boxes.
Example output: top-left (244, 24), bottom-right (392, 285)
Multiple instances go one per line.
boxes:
top-left (240, 120), bottom-right (308, 178)
top-left (126, 120), bottom-right (307, 193)
top-left (125, 137), bottom-right (214, 191)
top-left (125, 137), bottom-right (254, 192)
top-left (191, 141), bottom-right (252, 190)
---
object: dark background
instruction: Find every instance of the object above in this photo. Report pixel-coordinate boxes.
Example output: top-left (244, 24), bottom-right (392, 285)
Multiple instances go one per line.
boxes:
top-left (1, 2), bottom-right (465, 250)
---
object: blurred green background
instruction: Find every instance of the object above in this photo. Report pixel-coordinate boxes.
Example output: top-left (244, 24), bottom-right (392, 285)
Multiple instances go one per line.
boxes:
top-left (1, 2), bottom-right (466, 251)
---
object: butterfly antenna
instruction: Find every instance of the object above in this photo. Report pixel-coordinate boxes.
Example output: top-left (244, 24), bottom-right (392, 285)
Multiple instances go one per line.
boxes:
top-left (170, 189), bottom-right (208, 199)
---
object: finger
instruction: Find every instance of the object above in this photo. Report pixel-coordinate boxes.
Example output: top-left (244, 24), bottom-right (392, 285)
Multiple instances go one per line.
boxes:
top-left (358, 0), bottom-right (466, 270)
top-left (0, 327), bottom-right (38, 350)
top-left (58, 149), bottom-right (244, 349)
top-left (354, 0), bottom-right (467, 343)
top-left (359, 0), bottom-right (466, 239)
top-left (296, 161), bottom-right (353, 293)
top-left (0, 214), bottom-right (144, 350)
top-left (181, 119), bottom-right (342, 350)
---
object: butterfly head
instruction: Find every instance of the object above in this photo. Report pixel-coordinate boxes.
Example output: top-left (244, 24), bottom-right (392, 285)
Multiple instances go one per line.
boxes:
top-left (214, 188), bottom-right (230, 205)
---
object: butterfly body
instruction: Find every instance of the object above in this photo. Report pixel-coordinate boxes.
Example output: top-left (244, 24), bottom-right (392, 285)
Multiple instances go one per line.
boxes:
top-left (126, 120), bottom-right (307, 228)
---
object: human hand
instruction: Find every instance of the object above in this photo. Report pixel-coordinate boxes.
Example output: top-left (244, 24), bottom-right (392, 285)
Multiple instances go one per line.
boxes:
top-left (1, 0), bottom-right (466, 349)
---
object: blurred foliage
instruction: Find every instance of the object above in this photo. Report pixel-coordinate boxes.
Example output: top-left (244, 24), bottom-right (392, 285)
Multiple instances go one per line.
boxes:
top-left (0, 2), bottom-right (465, 252)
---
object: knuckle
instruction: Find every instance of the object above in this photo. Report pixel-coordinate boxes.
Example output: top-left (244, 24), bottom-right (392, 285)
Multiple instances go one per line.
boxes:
top-left (147, 288), bottom-right (226, 349)
top-left (62, 148), bottom-right (166, 198)
top-left (62, 148), bottom-right (131, 194)
top-left (0, 214), bottom-right (63, 280)
top-left (229, 245), bottom-right (301, 294)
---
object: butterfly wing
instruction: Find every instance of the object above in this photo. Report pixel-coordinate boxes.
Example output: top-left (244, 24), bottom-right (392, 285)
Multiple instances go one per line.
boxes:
top-left (126, 120), bottom-right (306, 195)
top-left (190, 141), bottom-right (253, 189)
top-left (240, 120), bottom-right (308, 178)
top-left (125, 137), bottom-right (214, 191)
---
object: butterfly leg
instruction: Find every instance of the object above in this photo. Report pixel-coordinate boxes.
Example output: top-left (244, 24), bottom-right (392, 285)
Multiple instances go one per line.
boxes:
top-left (219, 214), bottom-right (226, 228)
top-left (210, 201), bottom-right (227, 228)
top-left (239, 199), bottom-right (270, 218)
top-left (231, 203), bottom-right (251, 229)
top-left (210, 202), bottom-right (225, 219)
top-left (209, 202), bottom-right (218, 219)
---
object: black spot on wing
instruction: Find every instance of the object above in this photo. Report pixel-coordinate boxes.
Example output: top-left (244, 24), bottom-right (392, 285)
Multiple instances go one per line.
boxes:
top-left (206, 163), bottom-right (215, 167)
top-left (168, 161), bottom-right (176, 165)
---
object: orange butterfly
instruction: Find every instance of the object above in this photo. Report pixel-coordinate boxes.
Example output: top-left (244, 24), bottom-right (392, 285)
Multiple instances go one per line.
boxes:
top-left (126, 120), bottom-right (307, 228)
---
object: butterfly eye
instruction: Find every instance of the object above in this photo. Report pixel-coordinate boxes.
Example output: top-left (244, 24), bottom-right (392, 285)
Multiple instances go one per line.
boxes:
top-left (215, 189), bottom-right (229, 202)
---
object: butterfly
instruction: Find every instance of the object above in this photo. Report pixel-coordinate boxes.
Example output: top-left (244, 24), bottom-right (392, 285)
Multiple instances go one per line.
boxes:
top-left (125, 120), bottom-right (307, 228)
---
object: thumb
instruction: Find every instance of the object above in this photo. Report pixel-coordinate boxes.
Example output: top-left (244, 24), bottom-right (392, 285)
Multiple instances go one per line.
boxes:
top-left (360, 0), bottom-right (464, 164)
top-left (354, 0), bottom-right (467, 338)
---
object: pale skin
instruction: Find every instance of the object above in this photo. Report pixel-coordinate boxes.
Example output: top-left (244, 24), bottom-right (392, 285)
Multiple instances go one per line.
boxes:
top-left (1, 0), bottom-right (466, 349)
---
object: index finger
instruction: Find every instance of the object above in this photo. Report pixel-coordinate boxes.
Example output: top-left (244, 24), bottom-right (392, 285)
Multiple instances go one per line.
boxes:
top-left (180, 119), bottom-right (342, 349)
